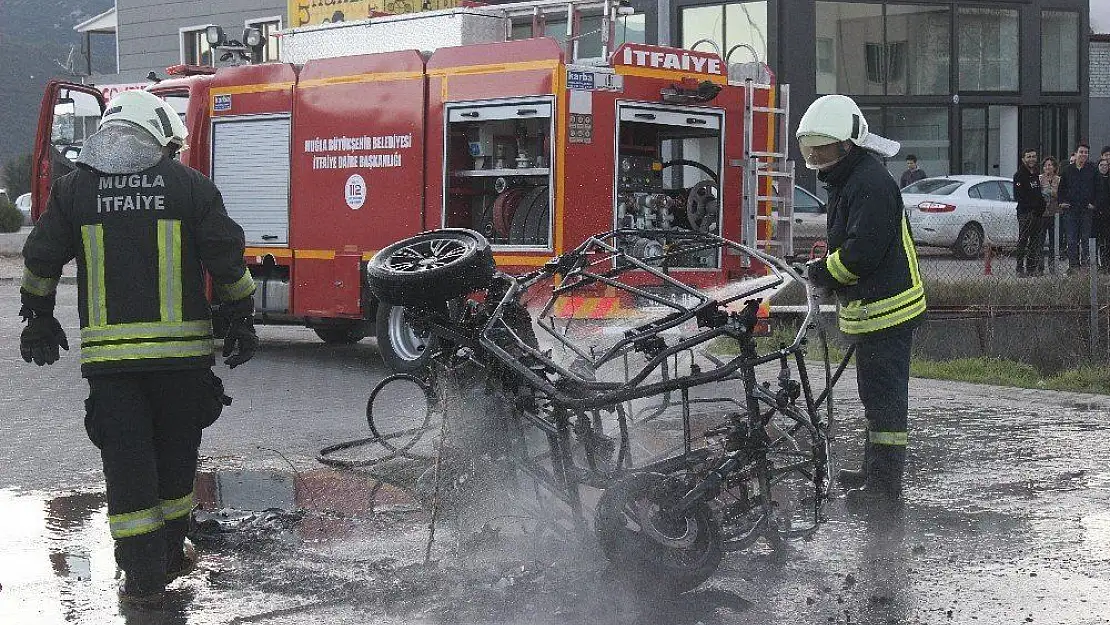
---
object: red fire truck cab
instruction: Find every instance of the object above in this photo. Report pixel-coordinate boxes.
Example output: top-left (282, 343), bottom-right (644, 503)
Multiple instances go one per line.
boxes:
top-left (32, 7), bottom-right (791, 373)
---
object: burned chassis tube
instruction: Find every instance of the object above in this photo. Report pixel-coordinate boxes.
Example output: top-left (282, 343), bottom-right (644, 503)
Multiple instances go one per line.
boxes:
top-left (474, 229), bottom-right (822, 410)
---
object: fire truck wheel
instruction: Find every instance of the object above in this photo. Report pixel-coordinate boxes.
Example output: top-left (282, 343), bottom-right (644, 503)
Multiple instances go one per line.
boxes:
top-left (366, 229), bottom-right (495, 307)
top-left (375, 303), bottom-right (435, 373)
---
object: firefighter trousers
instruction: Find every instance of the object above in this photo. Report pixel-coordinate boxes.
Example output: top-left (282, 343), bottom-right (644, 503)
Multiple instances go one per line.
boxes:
top-left (84, 369), bottom-right (224, 588)
top-left (853, 327), bottom-right (913, 494)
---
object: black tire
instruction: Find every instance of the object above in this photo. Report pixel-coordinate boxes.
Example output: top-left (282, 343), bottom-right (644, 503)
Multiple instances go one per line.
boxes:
top-left (375, 303), bottom-right (435, 374)
top-left (312, 321), bottom-right (367, 344)
top-left (367, 229), bottom-right (494, 307)
top-left (952, 223), bottom-right (984, 259)
top-left (595, 472), bottom-right (722, 595)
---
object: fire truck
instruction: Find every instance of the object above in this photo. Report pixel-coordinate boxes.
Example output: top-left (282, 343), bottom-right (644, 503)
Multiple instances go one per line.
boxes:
top-left (31, 0), bottom-right (794, 373)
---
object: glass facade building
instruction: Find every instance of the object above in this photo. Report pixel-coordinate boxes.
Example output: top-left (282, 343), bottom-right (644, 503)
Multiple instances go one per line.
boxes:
top-left (664, 0), bottom-right (1088, 188)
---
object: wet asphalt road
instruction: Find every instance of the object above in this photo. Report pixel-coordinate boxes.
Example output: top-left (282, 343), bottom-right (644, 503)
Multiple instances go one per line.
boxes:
top-left (1, 281), bottom-right (1110, 624)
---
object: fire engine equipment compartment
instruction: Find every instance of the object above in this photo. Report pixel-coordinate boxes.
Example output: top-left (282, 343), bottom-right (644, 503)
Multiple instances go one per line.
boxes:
top-left (444, 99), bottom-right (554, 247)
top-left (614, 104), bottom-right (723, 269)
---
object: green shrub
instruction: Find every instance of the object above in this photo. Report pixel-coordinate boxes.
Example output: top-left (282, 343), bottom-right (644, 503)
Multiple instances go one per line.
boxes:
top-left (0, 199), bottom-right (22, 233)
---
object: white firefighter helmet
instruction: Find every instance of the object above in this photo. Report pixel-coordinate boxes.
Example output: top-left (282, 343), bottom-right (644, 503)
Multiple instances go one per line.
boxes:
top-left (99, 90), bottom-right (188, 150)
top-left (796, 94), bottom-right (899, 170)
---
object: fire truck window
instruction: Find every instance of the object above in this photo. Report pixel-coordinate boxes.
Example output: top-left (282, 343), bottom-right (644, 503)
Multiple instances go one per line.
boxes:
top-left (445, 102), bottom-right (553, 248)
top-left (50, 89), bottom-right (101, 178)
top-left (162, 94), bottom-right (189, 124)
top-left (51, 90), bottom-right (101, 152)
top-left (616, 116), bottom-right (722, 269)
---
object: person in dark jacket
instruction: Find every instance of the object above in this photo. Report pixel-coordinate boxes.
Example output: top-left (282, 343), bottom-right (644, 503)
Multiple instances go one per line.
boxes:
top-left (19, 90), bottom-right (258, 605)
top-left (899, 154), bottom-right (927, 189)
top-left (1095, 157), bottom-right (1110, 270)
top-left (797, 95), bottom-right (925, 510)
top-left (1057, 142), bottom-right (1099, 271)
top-left (1013, 148), bottom-right (1045, 276)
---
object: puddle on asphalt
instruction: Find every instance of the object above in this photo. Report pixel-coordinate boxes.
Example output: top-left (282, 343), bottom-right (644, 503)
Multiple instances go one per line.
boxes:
top-left (0, 469), bottom-right (422, 623)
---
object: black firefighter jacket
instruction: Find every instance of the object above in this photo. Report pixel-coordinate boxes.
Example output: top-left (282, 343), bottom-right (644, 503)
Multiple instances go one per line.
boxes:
top-left (809, 148), bottom-right (926, 341)
top-left (21, 156), bottom-right (255, 377)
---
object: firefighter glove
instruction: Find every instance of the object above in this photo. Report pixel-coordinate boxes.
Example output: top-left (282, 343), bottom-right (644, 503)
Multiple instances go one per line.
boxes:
top-left (222, 316), bottom-right (257, 369)
top-left (19, 307), bottom-right (69, 366)
top-left (804, 258), bottom-right (838, 289)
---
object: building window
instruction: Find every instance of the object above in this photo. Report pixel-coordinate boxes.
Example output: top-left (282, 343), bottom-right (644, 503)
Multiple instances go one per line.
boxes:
top-left (816, 3), bottom-right (948, 96)
top-left (680, 1), bottom-right (768, 65)
top-left (816, 37), bottom-right (834, 73)
top-left (815, 2), bottom-right (882, 95)
top-left (1042, 11), bottom-right (1079, 93)
top-left (510, 13), bottom-right (643, 59)
top-left (181, 26), bottom-right (214, 66)
top-left (958, 7), bottom-right (1019, 92)
top-left (864, 43), bottom-right (884, 84)
top-left (247, 18), bottom-right (282, 63)
top-left (883, 107), bottom-right (950, 179)
top-left (885, 5), bottom-right (948, 96)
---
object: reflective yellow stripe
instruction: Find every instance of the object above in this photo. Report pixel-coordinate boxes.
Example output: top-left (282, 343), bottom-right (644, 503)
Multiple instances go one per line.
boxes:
top-left (80, 338), bottom-right (214, 364)
top-left (840, 285), bottom-right (925, 321)
top-left (158, 220), bottom-right (182, 323)
top-left (81, 225), bottom-right (107, 326)
top-left (900, 215), bottom-right (923, 285)
top-left (215, 268), bottom-right (256, 301)
top-left (870, 431), bottom-right (908, 446)
top-left (160, 492), bottom-right (194, 521)
top-left (826, 250), bottom-right (859, 285)
top-left (837, 215), bottom-right (926, 334)
top-left (840, 297), bottom-right (926, 334)
top-left (21, 268), bottom-right (58, 297)
top-left (81, 320), bottom-right (213, 343)
top-left (109, 506), bottom-right (164, 539)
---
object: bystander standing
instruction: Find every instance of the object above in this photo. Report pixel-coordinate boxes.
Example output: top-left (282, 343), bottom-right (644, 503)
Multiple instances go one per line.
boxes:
top-left (1013, 148), bottom-right (1044, 276)
top-left (899, 155), bottom-right (926, 189)
top-left (1058, 142), bottom-right (1098, 272)
top-left (1038, 156), bottom-right (1062, 274)
top-left (1095, 157), bottom-right (1110, 270)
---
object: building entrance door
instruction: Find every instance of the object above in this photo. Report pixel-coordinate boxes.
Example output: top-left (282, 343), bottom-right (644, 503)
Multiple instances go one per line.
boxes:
top-left (960, 105), bottom-right (1018, 176)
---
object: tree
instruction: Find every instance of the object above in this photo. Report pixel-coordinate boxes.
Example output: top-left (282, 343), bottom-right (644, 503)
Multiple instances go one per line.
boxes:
top-left (2, 154), bottom-right (33, 197)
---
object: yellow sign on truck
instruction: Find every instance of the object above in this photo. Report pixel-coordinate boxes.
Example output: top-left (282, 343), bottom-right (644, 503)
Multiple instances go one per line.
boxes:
top-left (289, 0), bottom-right (468, 27)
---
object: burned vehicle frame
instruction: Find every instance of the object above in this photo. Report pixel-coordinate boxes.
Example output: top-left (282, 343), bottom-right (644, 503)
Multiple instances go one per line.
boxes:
top-left (326, 227), bottom-right (847, 593)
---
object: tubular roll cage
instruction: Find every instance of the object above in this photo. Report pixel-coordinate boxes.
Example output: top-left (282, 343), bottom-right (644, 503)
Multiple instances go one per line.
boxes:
top-left (429, 229), bottom-right (825, 410)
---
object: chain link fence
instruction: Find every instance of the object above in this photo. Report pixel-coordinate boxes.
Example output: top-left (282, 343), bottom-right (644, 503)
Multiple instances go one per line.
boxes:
top-left (910, 212), bottom-right (1110, 372)
top-left (774, 212), bottom-right (1110, 372)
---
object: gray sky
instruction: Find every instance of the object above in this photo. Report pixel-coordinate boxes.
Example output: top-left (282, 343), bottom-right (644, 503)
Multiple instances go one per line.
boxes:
top-left (1094, 0), bottom-right (1110, 33)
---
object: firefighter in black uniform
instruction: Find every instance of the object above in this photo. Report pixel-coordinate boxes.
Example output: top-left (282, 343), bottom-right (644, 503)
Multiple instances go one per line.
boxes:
top-left (795, 94), bottom-right (926, 508)
top-left (18, 90), bottom-right (258, 603)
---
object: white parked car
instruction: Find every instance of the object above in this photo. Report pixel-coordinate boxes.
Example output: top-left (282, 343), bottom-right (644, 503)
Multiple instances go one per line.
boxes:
top-left (792, 185), bottom-right (827, 257)
top-left (15, 193), bottom-right (32, 226)
top-left (903, 175), bottom-right (1017, 259)
top-left (771, 185), bottom-right (828, 258)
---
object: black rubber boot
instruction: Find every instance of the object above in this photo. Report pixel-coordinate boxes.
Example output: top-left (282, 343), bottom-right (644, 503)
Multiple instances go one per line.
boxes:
top-left (845, 444), bottom-right (905, 511)
top-left (837, 441), bottom-right (873, 490)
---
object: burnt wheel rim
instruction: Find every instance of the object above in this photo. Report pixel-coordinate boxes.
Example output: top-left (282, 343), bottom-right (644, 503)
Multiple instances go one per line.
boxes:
top-left (387, 237), bottom-right (473, 273)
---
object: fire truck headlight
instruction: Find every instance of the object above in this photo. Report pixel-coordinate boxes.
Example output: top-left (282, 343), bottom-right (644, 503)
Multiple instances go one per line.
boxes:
top-left (206, 25), bottom-right (225, 47)
top-left (243, 27), bottom-right (264, 48)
